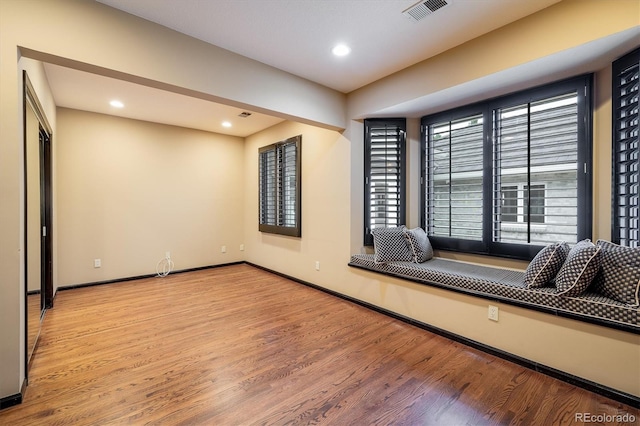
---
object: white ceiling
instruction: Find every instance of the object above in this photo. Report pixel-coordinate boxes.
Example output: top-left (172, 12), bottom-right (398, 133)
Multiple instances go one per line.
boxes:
top-left (44, 63), bottom-right (284, 137)
top-left (41, 0), bottom-right (637, 136)
top-left (95, 0), bottom-right (563, 94)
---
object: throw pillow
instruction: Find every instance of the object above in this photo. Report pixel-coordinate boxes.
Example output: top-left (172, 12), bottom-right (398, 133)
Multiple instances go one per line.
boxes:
top-left (524, 242), bottom-right (570, 289)
top-left (371, 226), bottom-right (413, 264)
top-left (555, 239), bottom-right (601, 297)
top-left (402, 227), bottom-right (433, 263)
top-left (592, 240), bottom-right (640, 306)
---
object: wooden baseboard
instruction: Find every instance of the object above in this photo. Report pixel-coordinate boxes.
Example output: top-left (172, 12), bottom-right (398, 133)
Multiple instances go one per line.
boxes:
top-left (246, 262), bottom-right (640, 409)
top-left (56, 262), bottom-right (245, 292)
top-left (0, 379), bottom-right (25, 410)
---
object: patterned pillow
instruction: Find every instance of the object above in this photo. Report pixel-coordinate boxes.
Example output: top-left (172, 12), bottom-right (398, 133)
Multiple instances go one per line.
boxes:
top-left (371, 226), bottom-right (413, 264)
top-left (555, 239), bottom-right (601, 297)
top-left (402, 227), bottom-right (433, 263)
top-left (524, 242), bottom-right (570, 289)
top-left (592, 240), bottom-right (640, 306)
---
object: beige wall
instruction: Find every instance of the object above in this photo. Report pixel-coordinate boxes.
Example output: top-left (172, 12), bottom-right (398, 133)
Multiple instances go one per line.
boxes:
top-left (1, 0), bottom-right (638, 403)
top-left (243, 121), bottom-right (352, 291)
top-left (56, 109), bottom-right (245, 286)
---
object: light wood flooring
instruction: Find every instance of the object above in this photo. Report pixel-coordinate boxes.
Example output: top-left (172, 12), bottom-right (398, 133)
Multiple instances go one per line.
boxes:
top-left (0, 264), bottom-right (637, 425)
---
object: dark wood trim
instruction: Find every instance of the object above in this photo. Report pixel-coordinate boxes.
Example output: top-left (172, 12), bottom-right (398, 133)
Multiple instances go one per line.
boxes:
top-left (348, 262), bottom-right (638, 334)
top-left (0, 383), bottom-right (24, 410)
top-left (247, 261), bottom-right (640, 409)
top-left (22, 70), bottom-right (30, 388)
top-left (56, 262), bottom-right (245, 292)
top-left (41, 128), bottom-right (53, 309)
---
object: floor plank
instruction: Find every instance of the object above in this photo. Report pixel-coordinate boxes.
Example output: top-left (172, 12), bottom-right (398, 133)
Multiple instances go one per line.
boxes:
top-left (0, 264), bottom-right (637, 425)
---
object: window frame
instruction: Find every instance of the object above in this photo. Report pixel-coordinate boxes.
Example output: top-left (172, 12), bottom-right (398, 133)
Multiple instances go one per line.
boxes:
top-left (258, 135), bottom-right (302, 237)
top-left (611, 47), bottom-right (639, 248)
top-left (364, 118), bottom-right (407, 246)
top-left (421, 75), bottom-right (593, 260)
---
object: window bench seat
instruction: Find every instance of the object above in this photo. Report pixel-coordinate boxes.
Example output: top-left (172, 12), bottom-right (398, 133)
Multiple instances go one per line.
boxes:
top-left (348, 254), bottom-right (639, 333)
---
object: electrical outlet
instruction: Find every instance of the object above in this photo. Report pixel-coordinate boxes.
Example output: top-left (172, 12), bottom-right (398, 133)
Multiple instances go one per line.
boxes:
top-left (94, 259), bottom-right (101, 268)
top-left (315, 261), bottom-right (320, 271)
top-left (240, 244), bottom-right (244, 251)
top-left (165, 251), bottom-right (171, 259)
top-left (221, 245), bottom-right (227, 253)
top-left (488, 305), bottom-right (499, 322)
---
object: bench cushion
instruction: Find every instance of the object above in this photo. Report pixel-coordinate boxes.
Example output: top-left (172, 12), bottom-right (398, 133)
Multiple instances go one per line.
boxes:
top-left (349, 254), bottom-right (638, 332)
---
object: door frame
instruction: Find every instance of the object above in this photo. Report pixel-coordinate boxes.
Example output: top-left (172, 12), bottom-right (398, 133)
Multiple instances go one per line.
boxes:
top-left (23, 71), bottom-right (54, 377)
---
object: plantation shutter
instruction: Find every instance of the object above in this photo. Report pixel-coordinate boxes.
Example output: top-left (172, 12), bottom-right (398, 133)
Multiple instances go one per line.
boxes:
top-left (259, 135), bottom-right (301, 237)
top-left (281, 140), bottom-right (298, 227)
top-left (364, 119), bottom-right (406, 245)
top-left (612, 48), bottom-right (639, 248)
top-left (426, 113), bottom-right (484, 241)
top-left (259, 149), bottom-right (277, 226)
top-left (493, 92), bottom-right (579, 245)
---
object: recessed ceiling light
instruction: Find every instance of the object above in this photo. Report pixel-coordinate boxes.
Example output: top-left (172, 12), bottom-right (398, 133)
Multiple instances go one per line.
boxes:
top-left (109, 100), bottom-right (124, 108)
top-left (332, 44), bottom-right (351, 57)
top-left (222, 121), bottom-right (232, 128)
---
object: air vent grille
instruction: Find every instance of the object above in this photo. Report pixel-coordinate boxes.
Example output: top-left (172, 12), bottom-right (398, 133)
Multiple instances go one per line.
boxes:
top-left (238, 111), bottom-right (252, 118)
top-left (403, 0), bottom-right (451, 22)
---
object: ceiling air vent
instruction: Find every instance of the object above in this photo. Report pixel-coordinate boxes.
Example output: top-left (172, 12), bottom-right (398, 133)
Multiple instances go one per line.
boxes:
top-left (238, 111), bottom-right (252, 118)
top-left (403, 0), bottom-right (452, 22)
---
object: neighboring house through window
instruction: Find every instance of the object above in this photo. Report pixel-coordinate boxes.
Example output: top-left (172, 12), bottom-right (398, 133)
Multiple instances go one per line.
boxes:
top-left (501, 184), bottom-right (545, 224)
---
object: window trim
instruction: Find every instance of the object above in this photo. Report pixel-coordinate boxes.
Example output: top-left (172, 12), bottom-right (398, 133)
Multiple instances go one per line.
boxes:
top-left (421, 75), bottom-right (593, 260)
top-left (364, 118), bottom-right (407, 246)
top-left (258, 135), bottom-right (302, 237)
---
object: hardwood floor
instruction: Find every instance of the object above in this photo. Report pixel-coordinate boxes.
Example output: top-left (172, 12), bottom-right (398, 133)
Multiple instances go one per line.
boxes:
top-left (1, 264), bottom-right (637, 425)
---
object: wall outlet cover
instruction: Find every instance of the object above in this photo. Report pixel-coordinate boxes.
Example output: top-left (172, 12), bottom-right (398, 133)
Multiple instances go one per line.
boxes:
top-left (488, 305), bottom-right (499, 321)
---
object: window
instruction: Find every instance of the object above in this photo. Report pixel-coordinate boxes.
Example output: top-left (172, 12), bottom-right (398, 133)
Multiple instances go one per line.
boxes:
top-left (364, 119), bottom-right (406, 245)
top-left (422, 76), bottom-right (592, 260)
top-left (259, 135), bottom-right (301, 237)
top-left (500, 184), bottom-right (545, 224)
top-left (612, 48), bottom-right (639, 248)
top-left (501, 185), bottom-right (519, 223)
